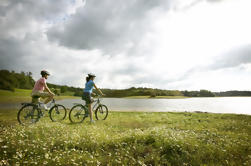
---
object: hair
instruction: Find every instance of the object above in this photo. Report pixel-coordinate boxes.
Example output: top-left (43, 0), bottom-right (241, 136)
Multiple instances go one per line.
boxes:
top-left (86, 76), bottom-right (90, 83)
top-left (41, 70), bottom-right (49, 77)
top-left (86, 76), bottom-right (93, 83)
top-left (41, 71), bottom-right (46, 77)
top-left (86, 74), bottom-right (96, 83)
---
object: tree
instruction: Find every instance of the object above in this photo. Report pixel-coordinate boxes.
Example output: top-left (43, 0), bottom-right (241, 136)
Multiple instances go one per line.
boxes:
top-left (199, 90), bottom-right (215, 97)
top-left (150, 91), bottom-right (156, 97)
top-left (60, 86), bottom-right (68, 93)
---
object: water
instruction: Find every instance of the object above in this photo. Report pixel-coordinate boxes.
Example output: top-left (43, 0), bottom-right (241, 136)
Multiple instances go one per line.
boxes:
top-left (55, 97), bottom-right (251, 115)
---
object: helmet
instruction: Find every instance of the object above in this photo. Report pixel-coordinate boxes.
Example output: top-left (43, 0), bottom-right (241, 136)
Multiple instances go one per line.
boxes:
top-left (88, 73), bottom-right (96, 77)
top-left (41, 70), bottom-right (50, 76)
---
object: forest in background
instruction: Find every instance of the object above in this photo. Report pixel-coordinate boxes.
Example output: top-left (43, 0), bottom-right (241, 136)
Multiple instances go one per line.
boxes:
top-left (1, 69), bottom-right (251, 97)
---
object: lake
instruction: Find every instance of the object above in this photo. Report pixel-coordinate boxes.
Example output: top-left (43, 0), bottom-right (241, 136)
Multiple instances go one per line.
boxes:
top-left (56, 97), bottom-right (251, 115)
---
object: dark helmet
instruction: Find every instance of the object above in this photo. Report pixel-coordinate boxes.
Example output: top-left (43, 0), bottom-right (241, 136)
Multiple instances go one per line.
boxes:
top-left (88, 73), bottom-right (96, 77)
top-left (41, 70), bottom-right (50, 76)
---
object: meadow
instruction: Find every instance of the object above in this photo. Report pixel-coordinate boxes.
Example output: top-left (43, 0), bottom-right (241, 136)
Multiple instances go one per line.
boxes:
top-left (0, 107), bottom-right (250, 165)
top-left (0, 89), bottom-right (78, 104)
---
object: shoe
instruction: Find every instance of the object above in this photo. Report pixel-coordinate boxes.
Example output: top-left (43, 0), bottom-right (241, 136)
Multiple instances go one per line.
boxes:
top-left (42, 104), bottom-right (49, 111)
top-left (90, 120), bottom-right (95, 124)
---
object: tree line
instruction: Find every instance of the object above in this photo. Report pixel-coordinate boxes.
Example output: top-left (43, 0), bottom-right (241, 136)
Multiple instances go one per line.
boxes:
top-left (0, 70), bottom-right (82, 96)
top-left (100, 87), bottom-right (183, 98)
top-left (0, 70), bottom-right (34, 91)
top-left (1, 69), bottom-right (251, 97)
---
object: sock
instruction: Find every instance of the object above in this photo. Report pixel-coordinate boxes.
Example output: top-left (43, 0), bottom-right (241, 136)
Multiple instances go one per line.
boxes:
top-left (43, 104), bottom-right (48, 110)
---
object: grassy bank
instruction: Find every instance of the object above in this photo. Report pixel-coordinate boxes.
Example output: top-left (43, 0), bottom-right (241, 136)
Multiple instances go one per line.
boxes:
top-left (123, 96), bottom-right (189, 99)
top-left (0, 109), bottom-right (250, 165)
top-left (0, 89), bottom-right (78, 104)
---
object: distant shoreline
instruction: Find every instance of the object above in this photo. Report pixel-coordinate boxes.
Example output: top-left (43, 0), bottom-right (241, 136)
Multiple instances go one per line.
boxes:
top-left (122, 96), bottom-right (189, 99)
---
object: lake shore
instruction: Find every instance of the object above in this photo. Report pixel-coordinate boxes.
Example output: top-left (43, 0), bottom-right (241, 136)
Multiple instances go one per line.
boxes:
top-left (123, 96), bottom-right (189, 99)
top-left (0, 110), bottom-right (250, 165)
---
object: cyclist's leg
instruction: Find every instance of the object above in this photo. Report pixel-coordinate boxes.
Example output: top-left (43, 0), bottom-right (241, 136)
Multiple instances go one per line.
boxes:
top-left (83, 92), bottom-right (94, 121)
top-left (31, 91), bottom-right (41, 104)
top-left (42, 92), bottom-right (54, 104)
top-left (88, 103), bottom-right (93, 120)
top-left (31, 96), bottom-right (39, 104)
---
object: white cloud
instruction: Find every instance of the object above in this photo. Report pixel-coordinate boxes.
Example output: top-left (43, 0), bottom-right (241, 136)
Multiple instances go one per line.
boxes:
top-left (1, 0), bottom-right (251, 91)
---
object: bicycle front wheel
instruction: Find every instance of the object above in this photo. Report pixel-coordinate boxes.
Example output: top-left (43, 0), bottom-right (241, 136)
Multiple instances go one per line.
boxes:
top-left (49, 104), bottom-right (67, 122)
top-left (69, 105), bottom-right (87, 123)
top-left (17, 104), bottom-right (39, 125)
top-left (95, 104), bottom-right (108, 120)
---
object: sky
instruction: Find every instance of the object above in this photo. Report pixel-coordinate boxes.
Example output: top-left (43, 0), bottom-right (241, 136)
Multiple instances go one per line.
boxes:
top-left (0, 0), bottom-right (251, 91)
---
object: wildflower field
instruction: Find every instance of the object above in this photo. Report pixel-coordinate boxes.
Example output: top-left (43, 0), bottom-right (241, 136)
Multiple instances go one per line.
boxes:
top-left (0, 109), bottom-right (251, 165)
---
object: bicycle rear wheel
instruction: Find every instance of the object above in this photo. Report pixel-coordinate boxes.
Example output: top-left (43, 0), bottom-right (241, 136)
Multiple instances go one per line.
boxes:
top-left (17, 104), bottom-right (39, 125)
top-left (49, 104), bottom-right (67, 122)
top-left (69, 105), bottom-right (87, 123)
top-left (95, 104), bottom-right (108, 120)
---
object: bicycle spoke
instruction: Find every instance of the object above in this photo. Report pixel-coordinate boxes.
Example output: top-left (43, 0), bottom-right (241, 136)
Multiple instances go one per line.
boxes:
top-left (49, 105), bottom-right (67, 122)
top-left (18, 105), bottom-right (39, 125)
top-left (69, 105), bottom-right (86, 123)
top-left (95, 105), bottom-right (108, 120)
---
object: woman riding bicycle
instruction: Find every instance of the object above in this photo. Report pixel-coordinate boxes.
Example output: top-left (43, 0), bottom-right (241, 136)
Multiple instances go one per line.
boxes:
top-left (31, 70), bottom-right (55, 110)
top-left (82, 73), bottom-right (104, 123)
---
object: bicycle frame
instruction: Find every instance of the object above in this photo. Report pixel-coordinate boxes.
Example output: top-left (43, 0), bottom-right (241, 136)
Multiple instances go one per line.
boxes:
top-left (69, 95), bottom-right (109, 123)
top-left (20, 99), bottom-right (56, 121)
top-left (92, 97), bottom-right (101, 111)
top-left (18, 97), bottom-right (67, 125)
top-left (75, 96), bottom-right (101, 110)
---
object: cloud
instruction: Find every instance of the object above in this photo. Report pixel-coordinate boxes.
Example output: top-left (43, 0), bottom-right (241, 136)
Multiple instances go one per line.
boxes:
top-left (1, 0), bottom-right (251, 91)
top-left (0, 0), bottom-right (88, 86)
top-left (47, 0), bottom-right (172, 54)
top-left (0, 0), bottom-right (80, 38)
top-left (209, 45), bottom-right (251, 70)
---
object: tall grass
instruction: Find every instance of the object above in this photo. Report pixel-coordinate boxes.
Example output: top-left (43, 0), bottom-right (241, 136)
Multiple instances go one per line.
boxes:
top-left (0, 110), bottom-right (250, 165)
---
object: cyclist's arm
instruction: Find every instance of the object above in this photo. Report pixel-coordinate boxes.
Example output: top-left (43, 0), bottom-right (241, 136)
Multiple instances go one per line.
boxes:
top-left (94, 84), bottom-right (104, 96)
top-left (44, 83), bottom-right (55, 95)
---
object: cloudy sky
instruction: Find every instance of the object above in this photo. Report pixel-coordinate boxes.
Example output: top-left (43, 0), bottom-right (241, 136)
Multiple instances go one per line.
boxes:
top-left (0, 0), bottom-right (251, 91)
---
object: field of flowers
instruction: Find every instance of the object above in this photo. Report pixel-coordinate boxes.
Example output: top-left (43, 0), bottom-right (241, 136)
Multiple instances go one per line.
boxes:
top-left (0, 110), bottom-right (251, 165)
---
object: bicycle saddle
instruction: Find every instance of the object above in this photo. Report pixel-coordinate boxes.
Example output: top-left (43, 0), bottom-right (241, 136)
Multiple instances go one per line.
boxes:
top-left (32, 96), bottom-right (40, 98)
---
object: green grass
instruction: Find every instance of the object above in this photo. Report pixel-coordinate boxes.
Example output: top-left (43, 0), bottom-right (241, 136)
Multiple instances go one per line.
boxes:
top-left (0, 89), bottom-right (78, 104)
top-left (123, 96), bottom-right (189, 99)
top-left (60, 91), bottom-right (75, 96)
top-left (0, 89), bottom-right (32, 96)
top-left (0, 109), bottom-right (250, 165)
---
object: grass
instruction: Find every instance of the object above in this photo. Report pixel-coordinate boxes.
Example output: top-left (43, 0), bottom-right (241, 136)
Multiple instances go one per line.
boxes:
top-left (0, 108), bottom-right (250, 165)
top-left (123, 96), bottom-right (189, 99)
top-left (0, 89), bottom-right (78, 104)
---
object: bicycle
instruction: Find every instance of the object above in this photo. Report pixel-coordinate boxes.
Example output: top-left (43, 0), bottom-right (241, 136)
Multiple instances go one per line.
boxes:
top-left (17, 96), bottom-right (67, 125)
top-left (69, 95), bottom-right (108, 123)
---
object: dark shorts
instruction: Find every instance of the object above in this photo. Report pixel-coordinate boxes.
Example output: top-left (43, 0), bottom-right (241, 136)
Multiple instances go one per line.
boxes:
top-left (82, 92), bottom-right (92, 104)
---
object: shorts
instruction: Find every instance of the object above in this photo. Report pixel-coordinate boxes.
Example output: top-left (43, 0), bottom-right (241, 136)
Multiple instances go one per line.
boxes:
top-left (82, 92), bottom-right (93, 104)
top-left (31, 91), bottom-right (51, 103)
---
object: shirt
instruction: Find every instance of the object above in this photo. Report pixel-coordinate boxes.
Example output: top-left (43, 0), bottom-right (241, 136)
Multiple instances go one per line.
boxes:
top-left (33, 77), bottom-right (46, 91)
top-left (84, 80), bottom-right (94, 93)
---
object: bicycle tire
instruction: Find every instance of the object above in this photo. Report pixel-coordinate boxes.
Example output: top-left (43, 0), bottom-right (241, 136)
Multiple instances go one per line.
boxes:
top-left (49, 104), bottom-right (67, 122)
top-left (95, 104), bottom-right (108, 120)
top-left (69, 104), bottom-right (87, 123)
top-left (17, 104), bottom-right (40, 125)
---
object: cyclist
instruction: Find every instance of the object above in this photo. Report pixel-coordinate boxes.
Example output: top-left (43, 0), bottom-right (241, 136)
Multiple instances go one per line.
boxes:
top-left (82, 73), bottom-right (104, 123)
top-left (31, 70), bottom-right (55, 110)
